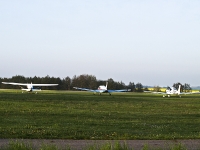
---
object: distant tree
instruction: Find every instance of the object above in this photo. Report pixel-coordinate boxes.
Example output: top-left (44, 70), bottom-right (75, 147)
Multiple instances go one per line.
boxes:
top-left (0, 77), bottom-right (3, 89)
top-left (106, 78), bottom-right (127, 90)
top-left (107, 78), bottom-right (115, 89)
top-left (1, 75), bottom-right (60, 90)
top-left (41, 75), bottom-right (50, 84)
top-left (54, 77), bottom-right (62, 90)
top-left (153, 85), bottom-right (161, 92)
top-left (173, 82), bottom-right (183, 92)
top-left (11, 75), bottom-right (26, 89)
top-left (127, 82), bottom-right (135, 92)
top-left (11, 75), bottom-right (26, 83)
top-left (0, 74), bottom-right (141, 91)
top-left (87, 75), bottom-right (97, 89)
top-left (182, 83), bottom-right (192, 92)
top-left (71, 75), bottom-right (78, 88)
top-left (96, 80), bottom-right (106, 88)
top-left (115, 81), bottom-right (126, 90)
top-left (31, 76), bottom-right (41, 84)
top-left (135, 82), bottom-right (143, 92)
top-left (144, 87), bottom-right (149, 91)
top-left (63, 76), bottom-right (71, 90)
top-left (71, 74), bottom-right (97, 89)
top-left (3, 75), bottom-right (27, 89)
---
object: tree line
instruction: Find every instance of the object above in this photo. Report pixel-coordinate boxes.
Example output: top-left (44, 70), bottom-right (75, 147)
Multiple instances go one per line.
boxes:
top-left (0, 75), bottom-right (144, 92)
top-left (0, 75), bottom-right (192, 92)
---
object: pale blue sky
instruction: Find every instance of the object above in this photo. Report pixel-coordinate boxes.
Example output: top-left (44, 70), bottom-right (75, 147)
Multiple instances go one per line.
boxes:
top-left (1, 0), bottom-right (200, 86)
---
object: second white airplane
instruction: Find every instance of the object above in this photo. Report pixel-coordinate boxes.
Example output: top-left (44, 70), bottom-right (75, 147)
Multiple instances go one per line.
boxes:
top-left (145, 85), bottom-right (200, 97)
top-left (2, 82), bottom-right (58, 93)
top-left (73, 82), bottom-right (131, 95)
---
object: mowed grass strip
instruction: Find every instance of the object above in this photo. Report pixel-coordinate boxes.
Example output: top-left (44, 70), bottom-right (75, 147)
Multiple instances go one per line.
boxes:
top-left (0, 90), bottom-right (200, 139)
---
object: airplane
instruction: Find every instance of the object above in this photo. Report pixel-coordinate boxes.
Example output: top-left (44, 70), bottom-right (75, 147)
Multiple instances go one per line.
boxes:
top-left (73, 82), bottom-right (131, 95)
top-left (2, 82), bottom-right (58, 93)
top-left (145, 85), bottom-right (200, 97)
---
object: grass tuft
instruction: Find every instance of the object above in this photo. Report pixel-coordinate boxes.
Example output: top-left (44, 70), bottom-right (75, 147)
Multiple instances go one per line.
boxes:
top-left (170, 143), bottom-right (187, 150)
top-left (40, 143), bottom-right (59, 150)
top-left (5, 141), bottom-right (33, 150)
top-left (83, 141), bottom-right (131, 150)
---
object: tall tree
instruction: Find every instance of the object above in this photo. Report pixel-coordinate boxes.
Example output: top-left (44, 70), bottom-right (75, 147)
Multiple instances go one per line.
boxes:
top-left (183, 83), bottom-right (192, 92)
top-left (63, 76), bottom-right (71, 90)
top-left (107, 78), bottom-right (115, 89)
top-left (0, 74), bottom-right (137, 91)
top-left (135, 82), bottom-right (143, 92)
top-left (173, 82), bottom-right (183, 92)
top-left (153, 85), bottom-right (161, 92)
top-left (71, 74), bottom-right (97, 89)
top-left (127, 82), bottom-right (135, 92)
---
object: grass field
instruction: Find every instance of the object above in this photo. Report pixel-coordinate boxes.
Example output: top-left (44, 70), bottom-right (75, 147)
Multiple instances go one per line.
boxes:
top-left (0, 90), bottom-right (200, 140)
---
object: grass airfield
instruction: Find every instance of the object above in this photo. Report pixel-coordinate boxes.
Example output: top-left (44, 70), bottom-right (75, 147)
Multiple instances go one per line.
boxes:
top-left (0, 90), bottom-right (200, 140)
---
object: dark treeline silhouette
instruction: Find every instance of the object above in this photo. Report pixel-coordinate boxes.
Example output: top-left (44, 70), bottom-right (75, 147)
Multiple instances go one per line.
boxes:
top-left (0, 74), bottom-right (143, 92)
top-left (173, 82), bottom-right (192, 92)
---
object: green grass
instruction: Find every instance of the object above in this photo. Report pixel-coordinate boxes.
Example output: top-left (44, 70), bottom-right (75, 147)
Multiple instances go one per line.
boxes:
top-left (0, 90), bottom-right (200, 139)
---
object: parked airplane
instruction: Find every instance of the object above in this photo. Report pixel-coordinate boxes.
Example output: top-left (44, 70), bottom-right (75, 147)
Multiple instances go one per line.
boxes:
top-left (145, 85), bottom-right (200, 97)
top-left (2, 82), bottom-right (58, 93)
top-left (73, 82), bottom-right (131, 95)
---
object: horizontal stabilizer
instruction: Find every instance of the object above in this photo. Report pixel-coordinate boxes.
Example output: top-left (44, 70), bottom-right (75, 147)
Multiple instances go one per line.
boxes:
top-left (73, 87), bottom-right (95, 92)
top-left (108, 89), bottom-right (131, 93)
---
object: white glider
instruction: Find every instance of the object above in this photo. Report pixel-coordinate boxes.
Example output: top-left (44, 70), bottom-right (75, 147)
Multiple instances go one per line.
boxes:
top-left (2, 82), bottom-right (58, 93)
top-left (73, 82), bottom-right (131, 95)
top-left (145, 85), bottom-right (200, 97)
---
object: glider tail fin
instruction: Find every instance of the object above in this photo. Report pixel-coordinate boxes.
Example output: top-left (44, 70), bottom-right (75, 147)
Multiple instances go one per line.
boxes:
top-left (106, 82), bottom-right (108, 90)
top-left (178, 85), bottom-right (181, 95)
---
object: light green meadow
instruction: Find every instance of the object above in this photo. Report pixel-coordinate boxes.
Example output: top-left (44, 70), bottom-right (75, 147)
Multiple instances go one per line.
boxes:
top-left (0, 90), bottom-right (200, 139)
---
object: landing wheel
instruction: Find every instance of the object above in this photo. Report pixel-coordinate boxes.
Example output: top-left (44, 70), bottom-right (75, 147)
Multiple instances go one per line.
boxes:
top-left (163, 95), bottom-right (165, 97)
top-left (168, 95), bottom-right (170, 97)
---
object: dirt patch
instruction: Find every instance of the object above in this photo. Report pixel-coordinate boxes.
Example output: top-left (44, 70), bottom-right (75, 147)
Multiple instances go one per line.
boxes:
top-left (0, 139), bottom-right (200, 150)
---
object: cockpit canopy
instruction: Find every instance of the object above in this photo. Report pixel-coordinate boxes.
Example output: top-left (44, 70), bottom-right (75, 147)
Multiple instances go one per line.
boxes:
top-left (166, 86), bottom-right (171, 90)
top-left (98, 85), bottom-right (106, 90)
top-left (167, 86), bottom-right (177, 91)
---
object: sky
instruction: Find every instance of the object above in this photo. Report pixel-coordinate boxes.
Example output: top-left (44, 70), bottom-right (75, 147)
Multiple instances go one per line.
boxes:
top-left (1, 0), bottom-right (200, 86)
